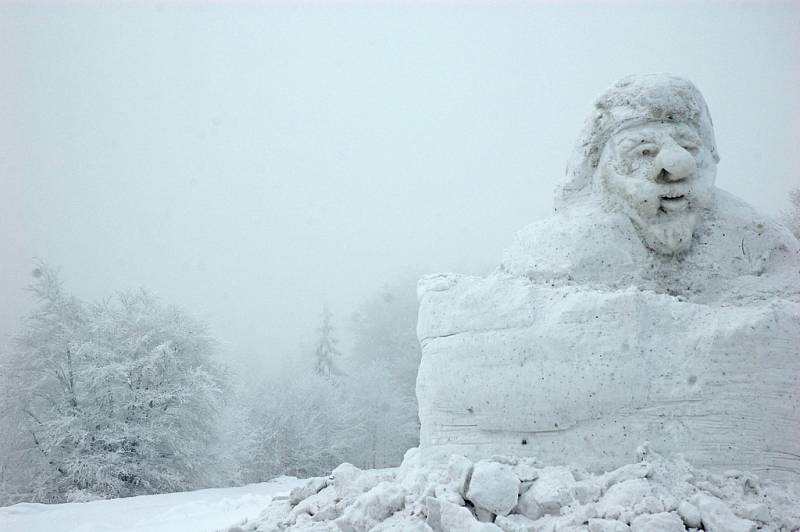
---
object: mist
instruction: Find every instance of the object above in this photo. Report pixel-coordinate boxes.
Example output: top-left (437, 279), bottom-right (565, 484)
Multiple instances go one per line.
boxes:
top-left (2, 0), bottom-right (798, 371)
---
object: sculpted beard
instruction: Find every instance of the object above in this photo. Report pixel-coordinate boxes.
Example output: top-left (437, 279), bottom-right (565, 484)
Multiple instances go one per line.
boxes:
top-left (636, 203), bottom-right (698, 255)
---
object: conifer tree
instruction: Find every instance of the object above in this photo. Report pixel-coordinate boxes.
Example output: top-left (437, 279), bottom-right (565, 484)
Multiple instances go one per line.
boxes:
top-left (312, 306), bottom-right (343, 378)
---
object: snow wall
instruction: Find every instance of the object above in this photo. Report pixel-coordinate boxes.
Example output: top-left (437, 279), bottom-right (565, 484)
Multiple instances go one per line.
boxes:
top-left (416, 268), bottom-right (800, 481)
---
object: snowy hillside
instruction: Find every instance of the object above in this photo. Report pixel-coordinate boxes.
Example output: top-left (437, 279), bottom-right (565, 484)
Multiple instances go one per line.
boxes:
top-left (0, 477), bottom-right (302, 532)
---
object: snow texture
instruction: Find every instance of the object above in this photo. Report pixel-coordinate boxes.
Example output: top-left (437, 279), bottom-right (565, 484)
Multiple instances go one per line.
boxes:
top-left (228, 447), bottom-right (800, 531)
top-left (0, 477), bottom-right (302, 532)
top-left (416, 74), bottom-right (800, 481)
top-left (466, 460), bottom-right (520, 516)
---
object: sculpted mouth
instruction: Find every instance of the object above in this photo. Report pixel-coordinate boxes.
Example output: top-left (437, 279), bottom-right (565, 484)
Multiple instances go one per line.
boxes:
top-left (659, 194), bottom-right (688, 213)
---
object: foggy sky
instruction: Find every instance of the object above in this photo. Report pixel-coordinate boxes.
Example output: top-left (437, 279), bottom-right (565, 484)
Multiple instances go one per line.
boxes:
top-left (1, 1), bottom-right (798, 371)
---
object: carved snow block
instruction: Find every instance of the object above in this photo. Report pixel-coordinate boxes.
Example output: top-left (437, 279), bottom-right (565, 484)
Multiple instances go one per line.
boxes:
top-left (416, 273), bottom-right (800, 481)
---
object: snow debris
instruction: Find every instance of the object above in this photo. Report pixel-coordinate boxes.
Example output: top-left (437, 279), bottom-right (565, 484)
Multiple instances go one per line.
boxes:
top-left (630, 511), bottom-right (684, 532)
top-left (601, 463), bottom-right (652, 490)
top-left (438, 499), bottom-right (502, 531)
top-left (690, 493), bottom-right (756, 532)
top-left (289, 477), bottom-right (329, 505)
top-left (466, 460), bottom-right (521, 516)
top-left (227, 449), bottom-right (799, 532)
top-left (587, 518), bottom-right (630, 532)
top-left (495, 513), bottom-right (538, 532)
top-left (737, 502), bottom-right (770, 523)
top-left (515, 486), bottom-right (544, 521)
top-left (335, 481), bottom-right (405, 532)
top-left (676, 501), bottom-right (701, 528)
top-left (526, 467), bottom-right (577, 515)
top-left (599, 479), bottom-right (652, 513)
top-left (447, 454), bottom-right (473, 498)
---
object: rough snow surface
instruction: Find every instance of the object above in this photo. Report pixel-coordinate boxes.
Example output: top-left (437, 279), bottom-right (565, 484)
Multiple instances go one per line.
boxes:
top-left (416, 249), bottom-right (800, 478)
top-left (0, 477), bottom-right (302, 532)
top-left (228, 447), bottom-right (800, 531)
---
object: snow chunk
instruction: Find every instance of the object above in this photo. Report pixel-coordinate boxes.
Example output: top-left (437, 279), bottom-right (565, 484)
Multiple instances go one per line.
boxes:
top-left (588, 518), bottom-right (630, 532)
top-left (735, 502), bottom-right (769, 523)
top-left (289, 477), bottom-right (328, 504)
top-left (466, 461), bottom-right (521, 517)
top-left (690, 493), bottom-right (756, 532)
top-left (599, 479), bottom-right (651, 512)
top-left (602, 463), bottom-right (652, 490)
top-left (495, 513), bottom-right (538, 532)
top-left (629, 512), bottom-right (685, 532)
top-left (524, 467), bottom-right (576, 515)
top-left (447, 454), bottom-right (473, 498)
top-left (430, 498), bottom-right (503, 532)
top-left (334, 481), bottom-right (405, 532)
top-left (676, 501), bottom-right (701, 528)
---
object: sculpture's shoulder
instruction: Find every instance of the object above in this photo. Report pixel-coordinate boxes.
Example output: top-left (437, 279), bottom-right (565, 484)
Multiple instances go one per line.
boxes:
top-left (688, 188), bottom-right (800, 302)
top-left (500, 199), bottom-right (645, 288)
top-left (497, 188), bottom-right (799, 302)
top-left (699, 188), bottom-right (799, 259)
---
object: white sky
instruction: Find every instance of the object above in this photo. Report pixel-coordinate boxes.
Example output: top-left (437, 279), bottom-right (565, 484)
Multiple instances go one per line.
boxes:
top-left (1, 0), bottom-right (798, 370)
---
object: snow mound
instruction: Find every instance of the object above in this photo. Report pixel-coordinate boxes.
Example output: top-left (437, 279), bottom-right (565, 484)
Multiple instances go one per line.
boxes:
top-left (227, 446), bottom-right (800, 532)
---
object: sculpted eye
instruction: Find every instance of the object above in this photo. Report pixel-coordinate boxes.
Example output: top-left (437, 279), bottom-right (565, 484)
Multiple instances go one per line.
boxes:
top-left (624, 141), bottom-right (657, 158)
top-left (681, 144), bottom-right (699, 154)
top-left (636, 146), bottom-right (657, 157)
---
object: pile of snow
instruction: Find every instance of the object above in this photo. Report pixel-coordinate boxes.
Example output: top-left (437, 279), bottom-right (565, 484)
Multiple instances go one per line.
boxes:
top-left (0, 477), bottom-right (302, 532)
top-left (229, 446), bottom-right (800, 531)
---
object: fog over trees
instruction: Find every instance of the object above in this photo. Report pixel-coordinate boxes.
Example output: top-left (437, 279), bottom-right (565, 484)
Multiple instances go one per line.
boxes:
top-left (0, 265), bottom-right (421, 504)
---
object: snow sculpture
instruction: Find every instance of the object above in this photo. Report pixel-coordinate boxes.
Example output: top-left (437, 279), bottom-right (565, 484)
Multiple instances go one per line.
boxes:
top-left (416, 74), bottom-right (800, 481)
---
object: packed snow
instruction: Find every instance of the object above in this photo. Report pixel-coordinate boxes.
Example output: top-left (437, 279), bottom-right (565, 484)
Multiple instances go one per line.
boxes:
top-left (0, 477), bottom-right (302, 532)
top-left (226, 446), bottom-right (800, 531)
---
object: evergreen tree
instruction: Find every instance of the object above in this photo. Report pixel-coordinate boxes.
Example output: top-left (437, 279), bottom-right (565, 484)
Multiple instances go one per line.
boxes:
top-left (312, 306), bottom-right (343, 378)
top-left (781, 187), bottom-right (800, 239)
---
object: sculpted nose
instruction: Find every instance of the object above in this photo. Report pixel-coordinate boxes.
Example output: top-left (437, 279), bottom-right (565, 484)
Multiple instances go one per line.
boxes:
top-left (655, 143), bottom-right (696, 181)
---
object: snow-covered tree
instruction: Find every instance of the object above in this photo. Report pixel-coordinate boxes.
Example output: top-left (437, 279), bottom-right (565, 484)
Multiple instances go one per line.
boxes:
top-left (344, 362), bottom-right (419, 469)
top-left (234, 279), bottom-right (424, 481)
top-left (781, 187), bottom-right (800, 239)
top-left (346, 275), bottom-right (422, 466)
top-left (240, 371), bottom-right (364, 480)
top-left (1, 264), bottom-right (227, 502)
top-left (312, 306), bottom-right (343, 378)
top-left (349, 276), bottom-right (421, 396)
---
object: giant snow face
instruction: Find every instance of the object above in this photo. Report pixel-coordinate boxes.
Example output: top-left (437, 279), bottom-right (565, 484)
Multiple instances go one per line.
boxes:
top-left (595, 122), bottom-right (716, 255)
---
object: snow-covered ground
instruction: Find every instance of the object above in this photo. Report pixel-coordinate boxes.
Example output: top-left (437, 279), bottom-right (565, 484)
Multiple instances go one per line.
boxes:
top-left (0, 477), bottom-right (303, 532)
